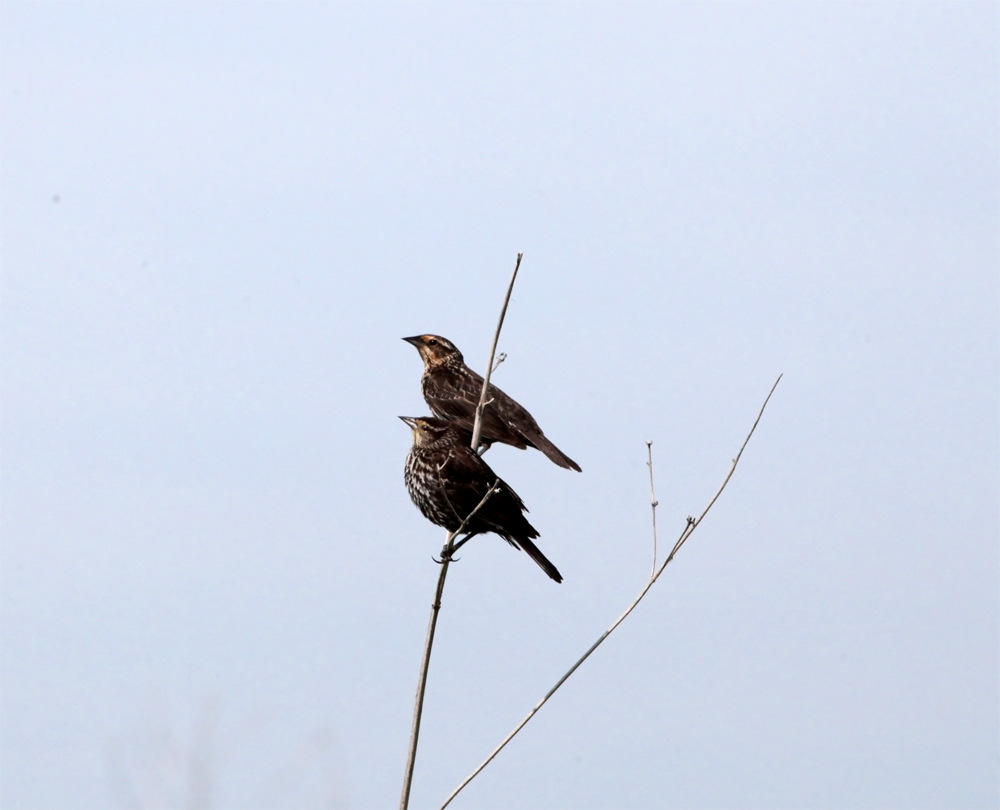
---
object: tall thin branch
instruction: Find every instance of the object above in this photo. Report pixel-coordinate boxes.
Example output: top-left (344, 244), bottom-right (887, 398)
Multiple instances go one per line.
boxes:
top-left (399, 482), bottom-right (501, 810)
top-left (470, 253), bottom-right (522, 453)
top-left (399, 254), bottom-right (525, 810)
top-left (439, 374), bottom-right (782, 809)
top-left (646, 440), bottom-right (659, 576)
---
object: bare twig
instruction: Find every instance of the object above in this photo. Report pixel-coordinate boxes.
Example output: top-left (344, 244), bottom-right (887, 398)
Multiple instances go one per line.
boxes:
top-left (399, 254), bottom-right (525, 810)
top-left (470, 254), bottom-right (522, 453)
top-left (399, 482), bottom-right (501, 810)
top-left (646, 440), bottom-right (658, 576)
top-left (439, 374), bottom-right (782, 809)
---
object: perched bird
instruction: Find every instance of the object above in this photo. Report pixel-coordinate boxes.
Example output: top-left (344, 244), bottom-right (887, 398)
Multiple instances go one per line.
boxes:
top-left (402, 334), bottom-right (581, 472)
top-left (400, 416), bottom-right (563, 583)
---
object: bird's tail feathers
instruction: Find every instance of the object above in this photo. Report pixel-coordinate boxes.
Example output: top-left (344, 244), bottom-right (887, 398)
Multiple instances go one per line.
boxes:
top-left (514, 536), bottom-right (563, 583)
top-left (529, 432), bottom-right (582, 472)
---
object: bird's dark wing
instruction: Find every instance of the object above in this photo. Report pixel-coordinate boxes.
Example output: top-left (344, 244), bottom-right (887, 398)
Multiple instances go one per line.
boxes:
top-left (424, 368), bottom-right (528, 449)
top-left (422, 370), bottom-right (477, 423)
top-left (432, 444), bottom-right (500, 526)
top-left (441, 446), bottom-right (534, 534)
top-left (440, 443), bottom-right (562, 583)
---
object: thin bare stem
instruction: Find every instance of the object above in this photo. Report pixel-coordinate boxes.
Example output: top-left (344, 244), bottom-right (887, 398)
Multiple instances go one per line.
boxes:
top-left (470, 253), bottom-right (522, 452)
top-left (439, 374), bottom-right (782, 809)
top-left (400, 253), bottom-right (524, 810)
top-left (646, 440), bottom-right (658, 577)
top-left (399, 482), bottom-right (501, 810)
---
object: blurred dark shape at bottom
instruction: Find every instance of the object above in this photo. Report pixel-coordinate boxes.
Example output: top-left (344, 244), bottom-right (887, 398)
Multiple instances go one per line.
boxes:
top-left (104, 690), bottom-right (349, 809)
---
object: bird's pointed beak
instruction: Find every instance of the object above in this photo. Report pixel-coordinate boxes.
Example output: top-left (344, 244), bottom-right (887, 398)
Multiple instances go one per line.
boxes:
top-left (402, 336), bottom-right (423, 347)
top-left (398, 416), bottom-right (419, 429)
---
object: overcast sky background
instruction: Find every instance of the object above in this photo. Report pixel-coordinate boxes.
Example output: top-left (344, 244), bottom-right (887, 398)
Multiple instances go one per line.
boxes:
top-left (1, 3), bottom-right (997, 809)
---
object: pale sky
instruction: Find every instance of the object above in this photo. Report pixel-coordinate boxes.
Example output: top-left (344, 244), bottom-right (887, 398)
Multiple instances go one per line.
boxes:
top-left (1, 3), bottom-right (997, 808)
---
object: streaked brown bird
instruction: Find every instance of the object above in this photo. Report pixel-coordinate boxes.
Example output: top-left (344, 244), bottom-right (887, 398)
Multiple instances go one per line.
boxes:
top-left (402, 334), bottom-right (582, 472)
top-left (400, 416), bottom-right (563, 583)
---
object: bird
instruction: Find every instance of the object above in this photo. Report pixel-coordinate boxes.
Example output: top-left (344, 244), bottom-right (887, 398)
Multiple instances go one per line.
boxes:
top-left (399, 416), bottom-right (563, 583)
top-left (402, 334), bottom-right (581, 472)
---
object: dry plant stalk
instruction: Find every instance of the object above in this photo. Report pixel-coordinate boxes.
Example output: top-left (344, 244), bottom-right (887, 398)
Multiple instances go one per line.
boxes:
top-left (471, 255), bottom-right (522, 453)
top-left (399, 254), bottom-right (524, 810)
top-left (439, 374), bottom-right (783, 808)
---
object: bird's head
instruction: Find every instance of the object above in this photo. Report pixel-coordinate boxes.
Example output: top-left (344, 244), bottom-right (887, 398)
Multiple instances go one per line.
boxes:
top-left (402, 334), bottom-right (463, 368)
top-left (398, 416), bottom-right (458, 448)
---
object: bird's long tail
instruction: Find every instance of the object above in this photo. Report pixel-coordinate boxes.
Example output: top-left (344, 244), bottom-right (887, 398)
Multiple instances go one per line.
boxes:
top-left (515, 536), bottom-right (563, 583)
top-left (527, 431), bottom-right (582, 472)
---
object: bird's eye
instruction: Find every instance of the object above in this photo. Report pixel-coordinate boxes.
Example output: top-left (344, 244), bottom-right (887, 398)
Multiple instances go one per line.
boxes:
top-left (428, 339), bottom-right (438, 346)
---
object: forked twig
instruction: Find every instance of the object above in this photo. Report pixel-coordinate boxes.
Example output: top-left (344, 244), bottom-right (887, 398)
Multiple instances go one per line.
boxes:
top-left (439, 374), bottom-right (783, 809)
top-left (399, 254), bottom-right (524, 810)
